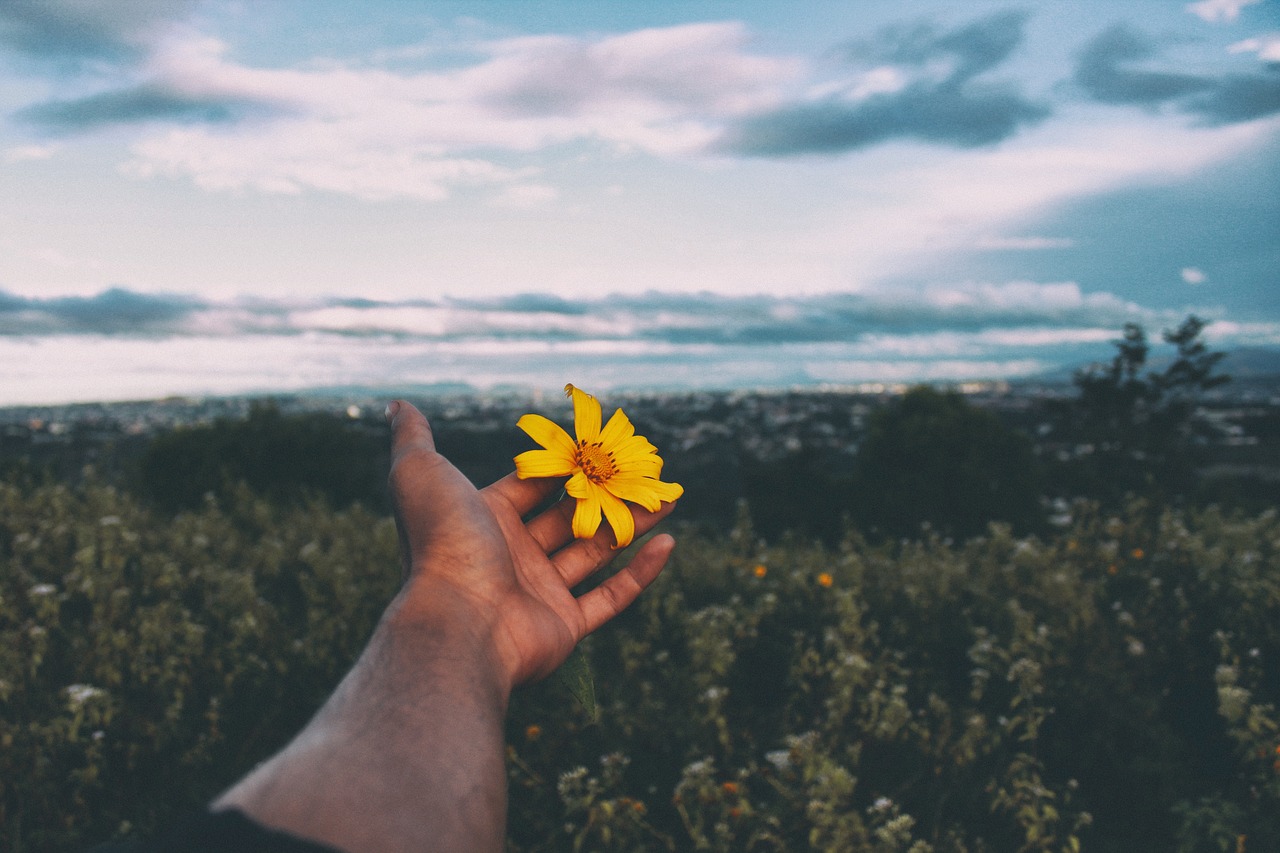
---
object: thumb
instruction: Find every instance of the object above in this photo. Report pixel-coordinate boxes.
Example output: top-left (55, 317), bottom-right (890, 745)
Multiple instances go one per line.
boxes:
top-left (385, 400), bottom-right (489, 578)
top-left (387, 399), bottom-right (435, 459)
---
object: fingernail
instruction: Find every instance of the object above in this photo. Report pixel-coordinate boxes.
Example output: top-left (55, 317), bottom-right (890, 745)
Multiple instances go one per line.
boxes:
top-left (384, 400), bottom-right (400, 423)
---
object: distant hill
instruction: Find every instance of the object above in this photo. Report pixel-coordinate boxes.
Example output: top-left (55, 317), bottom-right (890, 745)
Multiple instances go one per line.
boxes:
top-left (1024, 345), bottom-right (1280, 390)
top-left (1218, 346), bottom-right (1280, 379)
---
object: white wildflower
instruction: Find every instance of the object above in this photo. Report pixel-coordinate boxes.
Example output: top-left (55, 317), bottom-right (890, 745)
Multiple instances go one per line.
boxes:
top-left (65, 684), bottom-right (106, 706)
top-left (765, 750), bottom-right (792, 771)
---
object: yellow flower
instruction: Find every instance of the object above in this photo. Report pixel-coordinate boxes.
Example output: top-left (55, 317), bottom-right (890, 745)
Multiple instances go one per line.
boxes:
top-left (753, 564), bottom-right (768, 578)
top-left (524, 724), bottom-right (542, 741)
top-left (817, 572), bottom-right (834, 588)
top-left (514, 384), bottom-right (683, 548)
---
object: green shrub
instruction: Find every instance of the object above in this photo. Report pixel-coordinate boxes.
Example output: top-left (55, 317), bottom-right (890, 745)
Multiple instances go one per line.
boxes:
top-left (2, 477), bottom-right (1276, 851)
top-left (0, 479), bottom-right (399, 851)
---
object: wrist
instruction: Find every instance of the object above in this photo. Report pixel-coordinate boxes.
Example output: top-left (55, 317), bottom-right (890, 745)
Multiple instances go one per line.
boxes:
top-left (381, 578), bottom-right (516, 701)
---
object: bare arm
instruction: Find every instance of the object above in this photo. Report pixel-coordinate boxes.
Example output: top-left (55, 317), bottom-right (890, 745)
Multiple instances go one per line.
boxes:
top-left (213, 400), bottom-right (677, 853)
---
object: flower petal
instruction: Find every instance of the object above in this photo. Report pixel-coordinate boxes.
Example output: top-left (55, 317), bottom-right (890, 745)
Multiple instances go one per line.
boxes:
top-left (611, 433), bottom-right (660, 461)
top-left (571, 484), bottom-right (603, 540)
top-left (516, 413), bottom-right (576, 456)
top-left (604, 474), bottom-right (684, 511)
top-left (564, 470), bottom-right (592, 498)
top-left (599, 488), bottom-right (635, 549)
top-left (514, 448), bottom-right (576, 479)
top-left (599, 408), bottom-right (635, 448)
top-left (613, 451), bottom-right (662, 478)
top-left (566, 383), bottom-right (601, 442)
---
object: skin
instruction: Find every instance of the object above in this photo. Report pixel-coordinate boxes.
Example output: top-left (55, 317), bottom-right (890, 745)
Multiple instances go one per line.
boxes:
top-left (213, 400), bottom-right (678, 853)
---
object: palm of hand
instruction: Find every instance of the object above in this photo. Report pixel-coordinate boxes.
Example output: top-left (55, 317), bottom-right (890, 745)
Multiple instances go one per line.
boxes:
top-left (389, 402), bottom-right (675, 688)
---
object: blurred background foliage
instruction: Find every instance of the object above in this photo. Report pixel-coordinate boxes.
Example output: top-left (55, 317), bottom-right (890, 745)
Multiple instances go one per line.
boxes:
top-left (2, 317), bottom-right (1279, 851)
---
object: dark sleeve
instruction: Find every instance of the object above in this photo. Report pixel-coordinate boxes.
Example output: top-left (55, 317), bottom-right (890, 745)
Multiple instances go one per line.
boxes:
top-left (89, 808), bottom-right (346, 853)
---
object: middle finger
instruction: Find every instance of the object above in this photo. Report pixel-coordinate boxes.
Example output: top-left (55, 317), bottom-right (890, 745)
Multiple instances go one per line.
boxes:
top-left (552, 500), bottom-right (677, 588)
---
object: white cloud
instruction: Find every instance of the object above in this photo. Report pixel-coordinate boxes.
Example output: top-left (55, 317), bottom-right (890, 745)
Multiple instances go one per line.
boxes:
top-left (113, 23), bottom-right (795, 201)
top-left (784, 115), bottom-right (1277, 287)
top-left (3, 144), bottom-right (57, 162)
top-left (1204, 320), bottom-right (1280, 344)
top-left (124, 127), bottom-right (531, 200)
top-left (1228, 34), bottom-right (1280, 62)
top-left (1181, 266), bottom-right (1207, 284)
top-left (807, 66), bottom-right (908, 101)
top-left (1186, 0), bottom-right (1261, 23)
top-left (920, 280), bottom-right (1141, 316)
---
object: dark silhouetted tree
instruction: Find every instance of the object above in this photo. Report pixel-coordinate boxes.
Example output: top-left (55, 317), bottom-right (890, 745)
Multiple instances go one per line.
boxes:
top-left (134, 402), bottom-right (388, 512)
top-left (1050, 315), bottom-right (1229, 504)
top-left (850, 386), bottom-right (1044, 541)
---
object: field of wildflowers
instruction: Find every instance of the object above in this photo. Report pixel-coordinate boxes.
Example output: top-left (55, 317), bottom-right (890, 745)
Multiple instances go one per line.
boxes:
top-left (2, 475), bottom-right (1276, 852)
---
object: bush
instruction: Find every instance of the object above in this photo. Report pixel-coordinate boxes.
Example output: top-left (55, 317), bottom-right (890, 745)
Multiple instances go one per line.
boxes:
top-left (849, 386), bottom-right (1045, 541)
top-left (0, 479), bottom-right (399, 851)
top-left (2, 478), bottom-right (1277, 851)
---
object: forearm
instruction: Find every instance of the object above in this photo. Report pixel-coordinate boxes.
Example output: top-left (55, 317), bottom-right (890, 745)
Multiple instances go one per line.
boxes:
top-left (214, 593), bottom-right (512, 853)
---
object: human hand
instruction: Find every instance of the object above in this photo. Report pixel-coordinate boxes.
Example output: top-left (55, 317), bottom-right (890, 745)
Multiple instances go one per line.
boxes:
top-left (385, 399), bottom-right (678, 689)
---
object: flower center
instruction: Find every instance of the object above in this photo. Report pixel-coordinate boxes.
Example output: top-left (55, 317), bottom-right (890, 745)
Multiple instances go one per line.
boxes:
top-left (575, 440), bottom-right (617, 484)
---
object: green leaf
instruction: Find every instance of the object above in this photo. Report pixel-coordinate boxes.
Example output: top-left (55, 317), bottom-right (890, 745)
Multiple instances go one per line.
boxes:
top-left (556, 645), bottom-right (599, 723)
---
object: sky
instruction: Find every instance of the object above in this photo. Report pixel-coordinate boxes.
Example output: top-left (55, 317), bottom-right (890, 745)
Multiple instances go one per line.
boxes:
top-left (0, 0), bottom-right (1277, 405)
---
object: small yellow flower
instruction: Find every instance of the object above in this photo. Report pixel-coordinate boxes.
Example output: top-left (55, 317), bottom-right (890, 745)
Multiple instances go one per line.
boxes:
top-left (1131, 547), bottom-right (1145, 560)
top-left (514, 384), bottom-right (683, 548)
top-left (525, 724), bottom-right (542, 741)
top-left (817, 572), bottom-right (834, 588)
top-left (753, 564), bottom-right (768, 578)
top-left (722, 781), bottom-right (739, 794)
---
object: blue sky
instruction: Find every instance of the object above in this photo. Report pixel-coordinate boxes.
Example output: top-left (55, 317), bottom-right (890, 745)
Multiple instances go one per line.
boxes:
top-left (0, 1), bottom-right (1277, 404)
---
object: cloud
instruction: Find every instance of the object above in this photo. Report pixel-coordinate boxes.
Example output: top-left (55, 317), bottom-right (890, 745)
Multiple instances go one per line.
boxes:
top-left (3, 143), bottom-right (56, 162)
top-left (1186, 0), bottom-right (1261, 24)
top-left (1183, 71), bottom-right (1280, 123)
top-left (0, 0), bottom-right (199, 62)
top-left (23, 22), bottom-right (791, 200)
top-left (0, 283), bottom-right (1162, 344)
top-left (474, 24), bottom-right (788, 119)
top-left (719, 11), bottom-right (1050, 156)
top-left (1182, 266), bottom-right (1207, 283)
top-left (1074, 24), bottom-right (1216, 105)
top-left (16, 83), bottom-right (271, 131)
top-left (0, 287), bottom-right (198, 335)
top-left (12, 285), bottom-right (1265, 403)
top-left (1075, 23), bottom-right (1280, 123)
top-left (1229, 34), bottom-right (1280, 65)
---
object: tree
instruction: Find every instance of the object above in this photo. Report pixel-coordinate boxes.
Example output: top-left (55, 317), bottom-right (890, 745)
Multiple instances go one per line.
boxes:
top-left (133, 402), bottom-right (389, 512)
top-left (1051, 315), bottom-right (1229, 504)
top-left (850, 386), bottom-right (1044, 541)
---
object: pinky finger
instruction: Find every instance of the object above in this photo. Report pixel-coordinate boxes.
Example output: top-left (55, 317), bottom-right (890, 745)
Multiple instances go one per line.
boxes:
top-left (576, 533), bottom-right (675, 636)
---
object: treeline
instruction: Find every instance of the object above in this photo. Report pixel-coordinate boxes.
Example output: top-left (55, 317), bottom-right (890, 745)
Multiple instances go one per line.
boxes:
top-left (89, 315), bottom-right (1275, 545)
